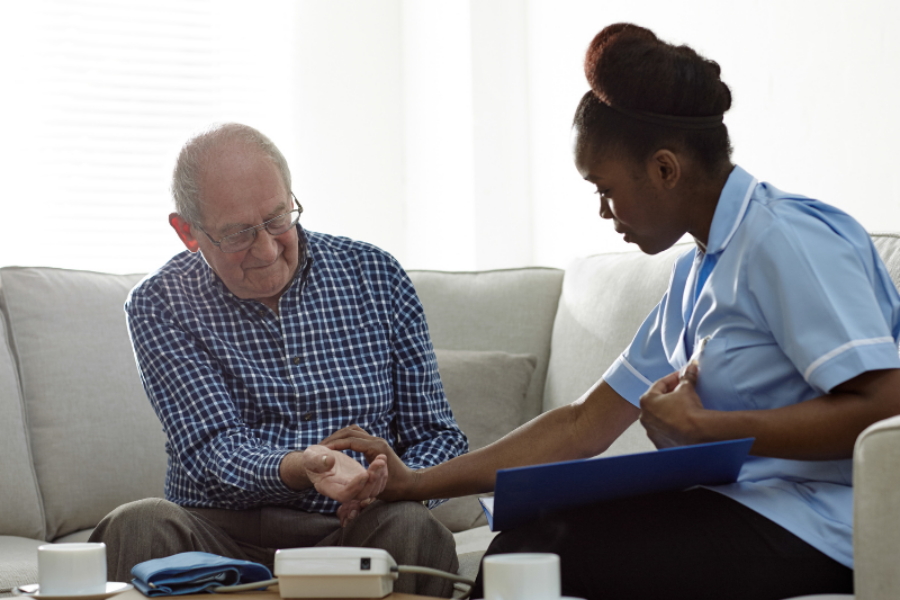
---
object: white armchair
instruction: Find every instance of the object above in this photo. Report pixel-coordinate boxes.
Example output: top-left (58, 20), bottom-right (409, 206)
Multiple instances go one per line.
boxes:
top-left (785, 414), bottom-right (900, 600)
top-left (851, 414), bottom-right (900, 599)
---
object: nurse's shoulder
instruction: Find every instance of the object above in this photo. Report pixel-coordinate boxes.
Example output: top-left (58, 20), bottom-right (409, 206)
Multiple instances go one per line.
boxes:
top-left (742, 180), bottom-right (871, 256)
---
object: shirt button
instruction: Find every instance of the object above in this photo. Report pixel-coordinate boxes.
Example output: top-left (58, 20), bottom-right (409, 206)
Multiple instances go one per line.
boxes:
top-left (292, 356), bottom-right (301, 365)
top-left (303, 412), bottom-right (315, 421)
top-left (258, 309), bottom-right (266, 317)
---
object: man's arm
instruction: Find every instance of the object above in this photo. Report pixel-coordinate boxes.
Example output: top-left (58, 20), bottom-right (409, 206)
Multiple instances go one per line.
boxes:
top-left (382, 264), bottom-right (469, 474)
top-left (279, 450), bottom-right (316, 490)
top-left (324, 378), bottom-right (639, 501)
top-left (128, 308), bottom-right (308, 505)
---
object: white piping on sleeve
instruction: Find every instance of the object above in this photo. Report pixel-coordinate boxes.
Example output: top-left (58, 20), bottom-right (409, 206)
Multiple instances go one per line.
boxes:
top-left (620, 356), bottom-right (654, 387)
top-left (803, 336), bottom-right (895, 382)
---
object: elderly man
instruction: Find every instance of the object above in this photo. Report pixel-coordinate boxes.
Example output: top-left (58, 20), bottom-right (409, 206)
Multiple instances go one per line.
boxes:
top-left (89, 123), bottom-right (467, 597)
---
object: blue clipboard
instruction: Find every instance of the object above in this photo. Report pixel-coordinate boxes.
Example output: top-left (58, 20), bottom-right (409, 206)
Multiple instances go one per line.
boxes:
top-left (479, 437), bottom-right (754, 531)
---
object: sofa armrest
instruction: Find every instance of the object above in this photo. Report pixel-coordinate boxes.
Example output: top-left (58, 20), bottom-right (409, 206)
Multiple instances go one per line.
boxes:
top-left (854, 414), bottom-right (900, 599)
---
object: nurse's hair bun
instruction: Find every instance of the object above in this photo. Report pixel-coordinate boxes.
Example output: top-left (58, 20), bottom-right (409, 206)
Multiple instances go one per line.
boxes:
top-left (584, 23), bottom-right (731, 118)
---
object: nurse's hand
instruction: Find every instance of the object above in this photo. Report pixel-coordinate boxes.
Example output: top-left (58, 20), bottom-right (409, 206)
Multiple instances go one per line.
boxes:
top-left (639, 363), bottom-right (709, 448)
top-left (322, 425), bottom-right (418, 502)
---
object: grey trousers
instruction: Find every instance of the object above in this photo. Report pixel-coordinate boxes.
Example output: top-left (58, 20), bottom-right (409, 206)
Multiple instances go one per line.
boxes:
top-left (88, 499), bottom-right (459, 597)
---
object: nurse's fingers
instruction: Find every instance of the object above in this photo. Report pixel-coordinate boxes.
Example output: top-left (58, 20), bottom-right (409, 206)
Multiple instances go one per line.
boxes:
top-left (646, 370), bottom-right (681, 396)
top-left (678, 362), bottom-right (699, 388)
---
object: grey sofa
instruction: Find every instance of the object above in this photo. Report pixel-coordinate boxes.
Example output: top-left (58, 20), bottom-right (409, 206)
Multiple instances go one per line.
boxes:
top-left (3, 236), bottom-right (900, 599)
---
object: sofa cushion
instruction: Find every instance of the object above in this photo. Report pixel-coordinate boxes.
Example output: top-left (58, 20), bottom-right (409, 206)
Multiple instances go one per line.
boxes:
top-left (453, 525), bottom-right (499, 582)
top-left (409, 268), bottom-right (563, 424)
top-left (543, 245), bottom-right (687, 457)
top-left (0, 311), bottom-right (44, 541)
top-left (431, 494), bottom-right (491, 534)
top-left (0, 267), bottom-right (167, 540)
top-left (434, 349), bottom-right (537, 451)
top-left (0, 536), bottom-right (46, 594)
top-left (429, 349), bottom-right (536, 533)
top-left (52, 529), bottom-right (93, 544)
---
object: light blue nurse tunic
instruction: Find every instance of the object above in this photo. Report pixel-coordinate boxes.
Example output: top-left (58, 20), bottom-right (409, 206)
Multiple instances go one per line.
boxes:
top-left (603, 165), bottom-right (900, 568)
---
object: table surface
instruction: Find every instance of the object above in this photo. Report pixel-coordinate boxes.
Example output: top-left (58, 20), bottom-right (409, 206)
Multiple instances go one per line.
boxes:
top-left (117, 587), bottom-right (438, 600)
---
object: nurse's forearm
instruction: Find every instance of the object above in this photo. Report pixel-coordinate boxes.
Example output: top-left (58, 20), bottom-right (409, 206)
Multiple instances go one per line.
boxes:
top-left (412, 407), bottom-right (589, 498)
top-left (410, 380), bottom-right (640, 500)
top-left (698, 369), bottom-right (900, 460)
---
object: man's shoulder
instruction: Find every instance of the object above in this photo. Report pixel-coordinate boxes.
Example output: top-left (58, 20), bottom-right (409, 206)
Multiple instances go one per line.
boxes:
top-left (307, 230), bottom-right (395, 258)
top-left (128, 251), bottom-right (208, 311)
top-left (307, 230), bottom-right (402, 273)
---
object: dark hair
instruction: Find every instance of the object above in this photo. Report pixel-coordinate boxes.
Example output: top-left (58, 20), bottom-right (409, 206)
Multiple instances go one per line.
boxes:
top-left (574, 23), bottom-right (733, 174)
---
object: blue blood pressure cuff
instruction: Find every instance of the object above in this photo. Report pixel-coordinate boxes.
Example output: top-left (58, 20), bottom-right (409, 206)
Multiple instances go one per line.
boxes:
top-left (131, 552), bottom-right (273, 596)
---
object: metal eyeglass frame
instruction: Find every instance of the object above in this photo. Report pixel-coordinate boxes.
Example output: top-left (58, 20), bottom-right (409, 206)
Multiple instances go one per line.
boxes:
top-left (196, 193), bottom-right (303, 253)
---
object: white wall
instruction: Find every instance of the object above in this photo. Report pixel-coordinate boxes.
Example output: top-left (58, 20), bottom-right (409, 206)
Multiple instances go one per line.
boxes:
top-left (2, 1), bottom-right (897, 274)
top-left (402, 1), bottom-right (478, 270)
top-left (525, 0), bottom-right (900, 266)
top-left (292, 0), bottom-right (533, 271)
top-left (0, 0), bottom-right (297, 274)
top-left (291, 0), bottom-right (407, 263)
top-left (294, 0), bottom-right (900, 271)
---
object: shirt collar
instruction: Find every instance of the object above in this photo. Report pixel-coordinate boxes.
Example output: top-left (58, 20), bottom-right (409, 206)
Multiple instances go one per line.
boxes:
top-left (704, 165), bottom-right (758, 255)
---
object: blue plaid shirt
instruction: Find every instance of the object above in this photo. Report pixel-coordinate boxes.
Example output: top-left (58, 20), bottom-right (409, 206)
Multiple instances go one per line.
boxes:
top-left (126, 229), bottom-right (467, 513)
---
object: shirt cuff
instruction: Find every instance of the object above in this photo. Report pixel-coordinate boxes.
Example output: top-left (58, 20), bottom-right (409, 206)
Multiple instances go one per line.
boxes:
top-left (426, 498), bottom-right (448, 509)
top-left (806, 338), bottom-right (900, 393)
top-left (256, 448), bottom-right (312, 498)
top-left (603, 355), bottom-right (653, 408)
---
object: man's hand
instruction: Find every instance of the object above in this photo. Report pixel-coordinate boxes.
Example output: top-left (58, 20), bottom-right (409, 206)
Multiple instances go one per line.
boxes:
top-left (301, 445), bottom-right (388, 527)
top-left (639, 363), bottom-right (709, 449)
top-left (321, 425), bottom-right (418, 502)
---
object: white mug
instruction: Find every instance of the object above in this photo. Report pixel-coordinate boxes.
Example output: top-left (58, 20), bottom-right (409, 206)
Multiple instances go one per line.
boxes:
top-left (483, 553), bottom-right (561, 600)
top-left (38, 543), bottom-right (107, 596)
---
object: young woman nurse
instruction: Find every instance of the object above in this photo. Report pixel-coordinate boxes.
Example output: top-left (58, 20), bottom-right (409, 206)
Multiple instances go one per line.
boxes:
top-left (325, 23), bottom-right (900, 599)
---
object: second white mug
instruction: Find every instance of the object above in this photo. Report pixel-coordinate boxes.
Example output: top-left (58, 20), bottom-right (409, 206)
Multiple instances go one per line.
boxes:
top-left (483, 553), bottom-right (561, 600)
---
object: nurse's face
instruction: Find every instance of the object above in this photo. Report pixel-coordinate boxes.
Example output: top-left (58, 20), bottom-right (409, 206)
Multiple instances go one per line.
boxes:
top-left (575, 135), bottom-right (685, 255)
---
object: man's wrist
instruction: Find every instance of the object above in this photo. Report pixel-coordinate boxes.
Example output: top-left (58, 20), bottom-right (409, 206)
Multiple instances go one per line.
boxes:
top-left (279, 450), bottom-right (313, 491)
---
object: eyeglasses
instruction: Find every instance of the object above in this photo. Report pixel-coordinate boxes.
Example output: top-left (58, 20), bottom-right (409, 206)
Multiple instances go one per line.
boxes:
top-left (197, 193), bottom-right (303, 253)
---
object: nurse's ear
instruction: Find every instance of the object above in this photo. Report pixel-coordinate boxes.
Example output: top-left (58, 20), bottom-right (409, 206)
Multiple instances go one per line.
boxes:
top-left (647, 149), bottom-right (681, 191)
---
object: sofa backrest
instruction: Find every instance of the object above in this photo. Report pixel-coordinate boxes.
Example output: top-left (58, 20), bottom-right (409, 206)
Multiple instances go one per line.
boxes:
top-left (871, 233), bottom-right (900, 284)
top-left (0, 264), bottom-right (564, 541)
top-left (409, 268), bottom-right (564, 429)
top-left (0, 267), bottom-right (167, 541)
top-left (408, 267), bottom-right (564, 532)
top-left (3, 233), bottom-right (898, 540)
top-left (543, 244), bottom-right (689, 456)
top-left (0, 306), bottom-right (45, 540)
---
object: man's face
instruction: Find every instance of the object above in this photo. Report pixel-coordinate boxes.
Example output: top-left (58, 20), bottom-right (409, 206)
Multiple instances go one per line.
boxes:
top-left (191, 144), bottom-right (300, 305)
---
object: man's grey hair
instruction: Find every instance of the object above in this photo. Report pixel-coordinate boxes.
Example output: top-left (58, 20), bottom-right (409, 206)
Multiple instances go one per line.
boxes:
top-left (171, 123), bottom-right (292, 226)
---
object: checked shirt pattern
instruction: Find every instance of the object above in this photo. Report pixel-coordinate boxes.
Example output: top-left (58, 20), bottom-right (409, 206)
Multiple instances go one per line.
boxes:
top-left (126, 229), bottom-right (467, 513)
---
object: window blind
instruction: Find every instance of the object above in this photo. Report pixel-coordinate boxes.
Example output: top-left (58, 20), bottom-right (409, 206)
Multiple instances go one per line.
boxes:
top-left (1, 0), bottom-right (294, 274)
